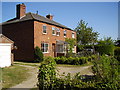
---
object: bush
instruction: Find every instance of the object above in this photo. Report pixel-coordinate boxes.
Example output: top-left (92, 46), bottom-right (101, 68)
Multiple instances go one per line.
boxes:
top-left (114, 47), bottom-right (120, 62)
top-left (34, 46), bottom-right (43, 62)
top-left (95, 45), bottom-right (114, 56)
top-left (92, 55), bottom-right (120, 89)
top-left (54, 56), bottom-right (91, 65)
top-left (38, 57), bottom-right (56, 90)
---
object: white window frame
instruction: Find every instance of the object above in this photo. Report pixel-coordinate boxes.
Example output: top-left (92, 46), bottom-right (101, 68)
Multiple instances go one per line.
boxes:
top-left (41, 43), bottom-right (49, 53)
top-left (52, 27), bottom-right (56, 35)
top-left (64, 30), bottom-right (67, 37)
top-left (56, 28), bottom-right (60, 36)
top-left (72, 32), bottom-right (75, 38)
top-left (43, 25), bottom-right (47, 34)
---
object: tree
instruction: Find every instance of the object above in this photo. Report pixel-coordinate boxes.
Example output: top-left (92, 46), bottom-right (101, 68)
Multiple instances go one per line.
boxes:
top-left (65, 38), bottom-right (76, 53)
top-left (75, 20), bottom-right (99, 46)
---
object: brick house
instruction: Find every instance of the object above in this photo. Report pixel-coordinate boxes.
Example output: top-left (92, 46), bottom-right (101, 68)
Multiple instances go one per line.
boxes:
top-left (2, 3), bottom-right (76, 61)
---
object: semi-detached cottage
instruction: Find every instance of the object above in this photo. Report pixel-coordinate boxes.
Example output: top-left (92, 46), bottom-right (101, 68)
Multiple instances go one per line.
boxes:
top-left (2, 3), bottom-right (76, 61)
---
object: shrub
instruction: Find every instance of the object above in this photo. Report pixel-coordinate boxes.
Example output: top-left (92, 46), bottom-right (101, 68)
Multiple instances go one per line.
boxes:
top-left (38, 57), bottom-right (56, 90)
top-left (54, 56), bottom-right (90, 65)
top-left (92, 55), bottom-right (120, 89)
top-left (95, 45), bottom-right (114, 56)
top-left (34, 46), bottom-right (43, 62)
top-left (114, 47), bottom-right (120, 62)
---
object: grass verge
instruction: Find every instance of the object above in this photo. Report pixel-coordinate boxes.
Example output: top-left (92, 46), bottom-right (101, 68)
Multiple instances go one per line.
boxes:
top-left (14, 61), bottom-right (40, 67)
top-left (1, 65), bottom-right (29, 89)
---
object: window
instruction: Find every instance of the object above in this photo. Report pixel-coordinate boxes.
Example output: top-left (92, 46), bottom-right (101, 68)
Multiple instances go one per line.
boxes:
top-left (72, 33), bottom-right (75, 38)
top-left (64, 30), bottom-right (67, 37)
top-left (52, 27), bottom-right (56, 35)
top-left (43, 25), bottom-right (47, 34)
top-left (56, 28), bottom-right (60, 36)
top-left (41, 43), bottom-right (49, 53)
top-left (57, 44), bottom-right (64, 52)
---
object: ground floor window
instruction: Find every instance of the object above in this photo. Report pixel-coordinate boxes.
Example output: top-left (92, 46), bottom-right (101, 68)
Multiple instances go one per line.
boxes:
top-left (41, 43), bottom-right (49, 53)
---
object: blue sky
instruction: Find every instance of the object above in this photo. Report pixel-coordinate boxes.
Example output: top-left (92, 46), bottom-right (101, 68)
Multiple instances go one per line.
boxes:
top-left (1, 2), bottom-right (118, 40)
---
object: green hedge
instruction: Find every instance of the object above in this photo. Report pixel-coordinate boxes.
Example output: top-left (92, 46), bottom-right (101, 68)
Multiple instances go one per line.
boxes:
top-left (54, 55), bottom-right (97, 65)
top-left (95, 45), bottom-right (114, 55)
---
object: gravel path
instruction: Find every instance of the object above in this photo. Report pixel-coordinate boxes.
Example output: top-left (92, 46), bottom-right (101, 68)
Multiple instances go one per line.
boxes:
top-left (7, 65), bottom-right (39, 90)
top-left (57, 65), bottom-right (93, 76)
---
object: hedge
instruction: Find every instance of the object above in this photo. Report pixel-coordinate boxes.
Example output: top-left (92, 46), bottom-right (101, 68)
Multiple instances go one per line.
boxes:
top-left (54, 55), bottom-right (97, 65)
top-left (95, 45), bottom-right (114, 55)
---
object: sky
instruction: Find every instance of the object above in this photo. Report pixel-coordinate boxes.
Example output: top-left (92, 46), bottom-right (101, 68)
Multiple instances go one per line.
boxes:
top-left (1, 2), bottom-right (119, 40)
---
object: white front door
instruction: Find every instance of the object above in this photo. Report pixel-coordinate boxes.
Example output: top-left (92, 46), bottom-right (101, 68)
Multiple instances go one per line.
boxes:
top-left (0, 44), bottom-right (11, 67)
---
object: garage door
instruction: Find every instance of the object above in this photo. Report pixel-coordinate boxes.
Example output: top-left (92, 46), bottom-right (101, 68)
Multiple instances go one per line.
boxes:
top-left (0, 44), bottom-right (11, 67)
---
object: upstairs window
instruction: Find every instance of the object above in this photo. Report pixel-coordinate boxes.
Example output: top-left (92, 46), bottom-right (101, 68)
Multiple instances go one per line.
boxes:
top-left (43, 25), bottom-right (47, 34)
top-left (56, 28), bottom-right (60, 36)
top-left (52, 27), bottom-right (56, 35)
top-left (41, 43), bottom-right (49, 53)
top-left (72, 33), bottom-right (75, 38)
top-left (64, 30), bottom-right (67, 37)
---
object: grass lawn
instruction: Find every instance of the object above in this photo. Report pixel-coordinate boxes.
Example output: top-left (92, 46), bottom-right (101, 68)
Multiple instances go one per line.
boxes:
top-left (14, 61), bottom-right (40, 67)
top-left (1, 65), bottom-right (29, 89)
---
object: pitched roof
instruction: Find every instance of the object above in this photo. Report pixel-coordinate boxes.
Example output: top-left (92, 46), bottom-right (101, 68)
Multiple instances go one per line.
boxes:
top-left (0, 34), bottom-right (14, 43)
top-left (2, 12), bottom-right (72, 30)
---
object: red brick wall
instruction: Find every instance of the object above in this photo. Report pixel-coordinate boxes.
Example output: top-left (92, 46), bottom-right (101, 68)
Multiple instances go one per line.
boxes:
top-left (34, 21), bottom-right (76, 57)
top-left (2, 20), bottom-right (76, 61)
top-left (2, 20), bottom-right (34, 61)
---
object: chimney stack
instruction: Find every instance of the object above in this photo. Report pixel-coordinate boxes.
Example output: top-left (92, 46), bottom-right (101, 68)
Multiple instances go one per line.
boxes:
top-left (16, 3), bottom-right (26, 19)
top-left (46, 14), bottom-right (53, 20)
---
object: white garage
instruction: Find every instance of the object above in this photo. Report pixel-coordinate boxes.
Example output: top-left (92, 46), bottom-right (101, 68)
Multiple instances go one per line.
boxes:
top-left (0, 34), bottom-right (14, 68)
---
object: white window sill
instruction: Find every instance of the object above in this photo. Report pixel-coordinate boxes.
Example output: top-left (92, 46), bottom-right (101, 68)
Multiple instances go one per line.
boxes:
top-left (52, 34), bottom-right (56, 36)
top-left (43, 52), bottom-right (49, 53)
top-left (43, 33), bottom-right (47, 35)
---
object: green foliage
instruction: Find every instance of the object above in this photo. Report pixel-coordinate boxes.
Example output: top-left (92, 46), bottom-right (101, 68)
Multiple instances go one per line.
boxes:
top-left (34, 46), bottom-right (44, 62)
top-left (92, 55), bottom-right (120, 89)
top-left (38, 55), bottom-right (120, 89)
top-left (75, 20), bottom-right (99, 45)
top-left (65, 38), bottom-right (76, 53)
top-left (54, 56), bottom-right (92, 65)
top-left (95, 37), bottom-right (115, 55)
top-left (38, 57), bottom-right (56, 90)
top-left (114, 46), bottom-right (120, 62)
top-left (95, 45), bottom-right (114, 55)
top-left (115, 40), bottom-right (120, 46)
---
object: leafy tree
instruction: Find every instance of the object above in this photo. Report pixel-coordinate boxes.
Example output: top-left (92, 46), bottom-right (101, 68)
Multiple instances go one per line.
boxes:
top-left (65, 38), bottom-right (76, 53)
top-left (34, 46), bottom-right (44, 62)
top-left (75, 20), bottom-right (99, 45)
